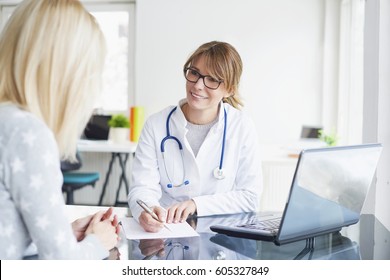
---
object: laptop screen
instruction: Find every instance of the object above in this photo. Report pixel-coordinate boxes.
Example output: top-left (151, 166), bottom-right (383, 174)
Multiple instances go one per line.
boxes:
top-left (278, 144), bottom-right (382, 243)
top-left (83, 115), bottom-right (111, 140)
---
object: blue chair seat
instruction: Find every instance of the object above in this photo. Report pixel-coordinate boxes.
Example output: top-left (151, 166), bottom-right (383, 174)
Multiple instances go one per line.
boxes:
top-left (63, 172), bottom-right (100, 184)
top-left (61, 151), bottom-right (100, 205)
top-left (62, 172), bottom-right (100, 205)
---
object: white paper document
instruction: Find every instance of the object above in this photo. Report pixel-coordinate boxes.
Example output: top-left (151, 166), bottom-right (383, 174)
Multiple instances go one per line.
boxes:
top-left (120, 217), bottom-right (199, 240)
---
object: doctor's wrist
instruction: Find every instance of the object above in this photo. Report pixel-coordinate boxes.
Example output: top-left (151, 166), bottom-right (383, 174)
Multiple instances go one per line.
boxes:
top-left (190, 199), bottom-right (197, 215)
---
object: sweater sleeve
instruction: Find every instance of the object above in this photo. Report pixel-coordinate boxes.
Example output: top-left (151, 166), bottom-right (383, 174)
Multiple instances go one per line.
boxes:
top-left (5, 117), bottom-right (108, 259)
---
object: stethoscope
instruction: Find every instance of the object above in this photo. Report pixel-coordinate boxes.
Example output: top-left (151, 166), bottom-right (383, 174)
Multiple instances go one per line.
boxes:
top-left (142, 241), bottom-right (189, 260)
top-left (160, 105), bottom-right (227, 188)
top-left (165, 241), bottom-right (190, 260)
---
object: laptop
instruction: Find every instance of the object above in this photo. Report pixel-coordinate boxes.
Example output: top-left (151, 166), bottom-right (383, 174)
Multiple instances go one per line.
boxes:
top-left (210, 143), bottom-right (383, 245)
top-left (83, 114), bottom-right (111, 140)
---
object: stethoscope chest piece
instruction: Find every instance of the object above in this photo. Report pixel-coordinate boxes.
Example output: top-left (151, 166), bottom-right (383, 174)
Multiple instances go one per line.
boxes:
top-left (213, 167), bottom-right (225, 180)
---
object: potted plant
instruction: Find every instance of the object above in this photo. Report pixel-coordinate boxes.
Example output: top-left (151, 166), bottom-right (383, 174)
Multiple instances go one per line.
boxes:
top-left (108, 114), bottom-right (130, 144)
top-left (318, 129), bottom-right (338, 146)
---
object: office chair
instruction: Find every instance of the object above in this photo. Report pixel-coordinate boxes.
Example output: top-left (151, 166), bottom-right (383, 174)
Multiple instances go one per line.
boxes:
top-left (60, 152), bottom-right (100, 205)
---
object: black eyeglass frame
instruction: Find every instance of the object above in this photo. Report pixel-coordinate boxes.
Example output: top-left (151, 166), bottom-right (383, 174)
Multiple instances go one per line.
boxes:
top-left (183, 67), bottom-right (223, 90)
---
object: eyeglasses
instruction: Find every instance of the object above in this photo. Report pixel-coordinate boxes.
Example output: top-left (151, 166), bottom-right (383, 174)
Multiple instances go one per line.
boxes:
top-left (184, 67), bottom-right (223, 90)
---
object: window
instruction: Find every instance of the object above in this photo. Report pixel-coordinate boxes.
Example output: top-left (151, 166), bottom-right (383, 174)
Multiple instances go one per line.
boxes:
top-left (85, 2), bottom-right (135, 113)
top-left (0, 6), bottom-right (14, 29)
top-left (320, 0), bottom-right (365, 145)
top-left (337, 0), bottom-right (365, 144)
top-left (0, 0), bottom-right (135, 113)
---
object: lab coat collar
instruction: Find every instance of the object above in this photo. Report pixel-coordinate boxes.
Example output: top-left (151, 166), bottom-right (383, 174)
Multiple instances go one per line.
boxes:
top-left (177, 98), bottom-right (226, 133)
top-left (176, 99), bottom-right (188, 126)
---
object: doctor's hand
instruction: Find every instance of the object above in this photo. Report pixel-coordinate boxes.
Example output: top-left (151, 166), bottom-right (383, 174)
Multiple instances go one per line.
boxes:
top-left (139, 206), bottom-right (167, 233)
top-left (167, 199), bottom-right (197, 223)
top-left (139, 239), bottom-right (166, 259)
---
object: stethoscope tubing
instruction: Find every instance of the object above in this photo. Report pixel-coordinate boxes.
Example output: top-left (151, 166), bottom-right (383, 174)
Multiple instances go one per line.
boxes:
top-left (161, 104), bottom-right (227, 187)
top-left (218, 108), bottom-right (227, 170)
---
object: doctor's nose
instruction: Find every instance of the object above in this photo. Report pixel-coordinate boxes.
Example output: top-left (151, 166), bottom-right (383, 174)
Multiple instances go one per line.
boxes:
top-left (194, 77), bottom-right (206, 90)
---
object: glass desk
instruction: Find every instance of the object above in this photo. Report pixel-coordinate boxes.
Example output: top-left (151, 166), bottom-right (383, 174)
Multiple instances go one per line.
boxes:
top-left (114, 213), bottom-right (389, 260)
top-left (60, 206), bottom-right (389, 260)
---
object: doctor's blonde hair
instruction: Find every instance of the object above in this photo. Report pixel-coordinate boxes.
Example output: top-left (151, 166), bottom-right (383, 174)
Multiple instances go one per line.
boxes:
top-left (0, 0), bottom-right (106, 161)
top-left (183, 41), bottom-right (243, 109)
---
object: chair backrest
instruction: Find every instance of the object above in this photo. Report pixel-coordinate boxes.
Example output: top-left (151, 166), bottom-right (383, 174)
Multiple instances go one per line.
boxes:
top-left (60, 152), bottom-right (82, 172)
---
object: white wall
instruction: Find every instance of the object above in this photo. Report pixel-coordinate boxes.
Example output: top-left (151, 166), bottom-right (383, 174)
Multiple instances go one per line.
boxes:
top-left (134, 0), bottom-right (328, 145)
top-left (363, 0), bottom-right (390, 229)
top-left (376, 0), bottom-right (390, 230)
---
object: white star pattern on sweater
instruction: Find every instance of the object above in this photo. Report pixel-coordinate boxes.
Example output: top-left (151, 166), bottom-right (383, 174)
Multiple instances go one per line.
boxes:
top-left (20, 198), bottom-right (32, 212)
top-left (36, 215), bottom-right (50, 230)
top-left (0, 223), bottom-right (12, 237)
top-left (11, 157), bottom-right (25, 174)
top-left (6, 245), bottom-right (16, 257)
top-left (30, 174), bottom-right (44, 191)
top-left (22, 130), bottom-right (37, 147)
top-left (43, 150), bottom-right (56, 167)
top-left (2, 224), bottom-right (15, 238)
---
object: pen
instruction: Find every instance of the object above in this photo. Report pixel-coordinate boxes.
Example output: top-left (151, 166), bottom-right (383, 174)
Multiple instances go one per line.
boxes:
top-left (136, 199), bottom-right (171, 232)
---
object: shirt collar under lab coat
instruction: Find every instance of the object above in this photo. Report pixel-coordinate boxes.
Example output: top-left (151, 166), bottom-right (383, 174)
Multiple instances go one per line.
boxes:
top-left (176, 98), bottom-right (227, 134)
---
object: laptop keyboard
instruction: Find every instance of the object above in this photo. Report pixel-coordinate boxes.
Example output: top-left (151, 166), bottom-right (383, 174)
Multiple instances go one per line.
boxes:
top-left (237, 217), bottom-right (281, 231)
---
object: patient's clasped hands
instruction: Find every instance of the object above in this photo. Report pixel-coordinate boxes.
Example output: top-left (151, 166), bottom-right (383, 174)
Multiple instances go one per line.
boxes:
top-left (72, 207), bottom-right (120, 251)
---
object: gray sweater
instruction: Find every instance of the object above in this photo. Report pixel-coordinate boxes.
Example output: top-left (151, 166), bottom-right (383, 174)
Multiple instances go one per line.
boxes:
top-left (0, 103), bottom-right (107, 259)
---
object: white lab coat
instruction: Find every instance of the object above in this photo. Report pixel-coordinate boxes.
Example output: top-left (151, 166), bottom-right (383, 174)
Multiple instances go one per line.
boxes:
top-left (128, 99), bottom-right (262, 220)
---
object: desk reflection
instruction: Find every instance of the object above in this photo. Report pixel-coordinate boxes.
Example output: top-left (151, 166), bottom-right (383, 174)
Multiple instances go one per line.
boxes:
top-left (126, 232), bottom-right (359, 260)
top-left (123, 214), bottom-right (371, 260)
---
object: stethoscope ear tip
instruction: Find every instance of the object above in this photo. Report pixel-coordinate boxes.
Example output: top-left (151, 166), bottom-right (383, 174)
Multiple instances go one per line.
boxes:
top-left (167, 184), bottom-right (173, 188)
top-left (184, 180), bottom-right (190, 185)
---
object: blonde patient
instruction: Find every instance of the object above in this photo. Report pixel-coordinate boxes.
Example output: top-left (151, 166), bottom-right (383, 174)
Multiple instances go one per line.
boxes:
top-left (0, 0), bottom-right (120, 259)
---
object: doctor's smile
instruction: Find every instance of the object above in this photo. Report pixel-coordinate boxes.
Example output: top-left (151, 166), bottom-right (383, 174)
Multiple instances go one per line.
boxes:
top-left (190, 92), bottom-right (208, 100)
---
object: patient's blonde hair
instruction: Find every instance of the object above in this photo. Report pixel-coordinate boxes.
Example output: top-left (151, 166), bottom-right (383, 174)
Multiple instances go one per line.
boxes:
top-left (0, 0), bottom-right (106, 161)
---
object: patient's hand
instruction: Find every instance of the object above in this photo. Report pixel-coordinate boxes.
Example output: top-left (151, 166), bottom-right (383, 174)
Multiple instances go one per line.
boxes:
top-left (72, 214), bottom-right (94, 241)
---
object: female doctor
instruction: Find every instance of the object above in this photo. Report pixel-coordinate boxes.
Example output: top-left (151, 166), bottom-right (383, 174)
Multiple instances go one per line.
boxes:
top-left (128, 41), bottom-right (262, 232)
